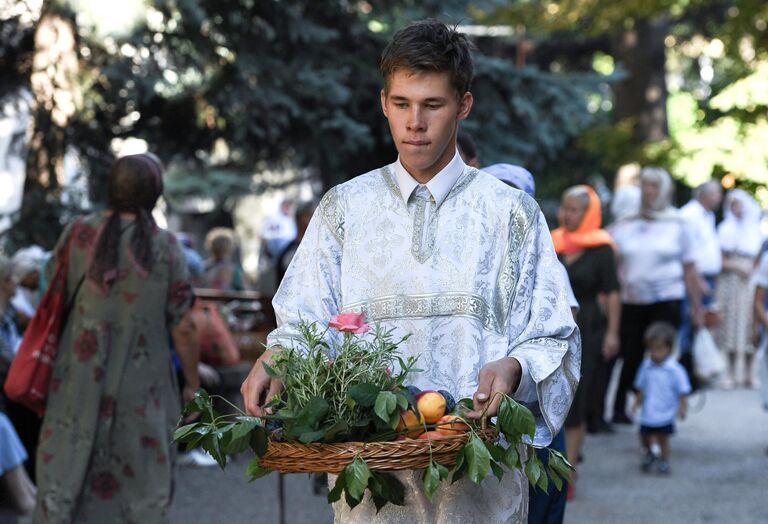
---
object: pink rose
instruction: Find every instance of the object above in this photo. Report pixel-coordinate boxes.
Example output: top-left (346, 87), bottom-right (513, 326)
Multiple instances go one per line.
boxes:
top-left (329, 312), bottom-right (369, 334)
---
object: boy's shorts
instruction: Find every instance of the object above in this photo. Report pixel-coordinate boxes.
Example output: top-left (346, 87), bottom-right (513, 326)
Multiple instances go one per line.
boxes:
top-left (640, 424), bottom-right (675, 436)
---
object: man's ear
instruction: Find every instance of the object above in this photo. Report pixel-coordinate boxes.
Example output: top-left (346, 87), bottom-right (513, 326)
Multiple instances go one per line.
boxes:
top-left (380, 89), bottom-right (389, 119)
top-left (457, 91), bottom-right (474, 121)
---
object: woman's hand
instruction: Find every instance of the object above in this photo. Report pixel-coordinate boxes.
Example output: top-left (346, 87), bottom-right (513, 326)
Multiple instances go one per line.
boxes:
top-left (602, 332), bottom-right (619, 360)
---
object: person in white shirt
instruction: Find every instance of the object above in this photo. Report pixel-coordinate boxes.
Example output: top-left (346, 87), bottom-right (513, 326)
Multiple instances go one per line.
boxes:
top-left (261, 199), bottom-right (298, 260)
top-left (680, 181), bottom-right (723, 296)
top-left (678, 181), bottom-right (723, 377)
top-left (609, 167), bottom-right (701, 424)
top-left (241, 20), bottom-right (579, 523)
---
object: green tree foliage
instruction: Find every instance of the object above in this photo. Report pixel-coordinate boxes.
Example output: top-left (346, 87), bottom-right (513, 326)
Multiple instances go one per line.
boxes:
top-left (485, 0), bottom-right (768, 192)
top-left (3, 0), bottom-right (605, 247)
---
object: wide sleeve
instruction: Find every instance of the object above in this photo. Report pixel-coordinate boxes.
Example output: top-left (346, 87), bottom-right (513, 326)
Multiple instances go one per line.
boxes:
top-left (503, 195), bottom-right (581, 447)
top-left (165, 234), bottom-right (194, 328)
top-left (266, 188), bottom-right (344, 351)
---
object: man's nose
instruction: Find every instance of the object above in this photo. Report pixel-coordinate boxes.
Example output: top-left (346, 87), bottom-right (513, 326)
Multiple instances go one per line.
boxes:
top-left (406, 107), bottom-right (426, 131)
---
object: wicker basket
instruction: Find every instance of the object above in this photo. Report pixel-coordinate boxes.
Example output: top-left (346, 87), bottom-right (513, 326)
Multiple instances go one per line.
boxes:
top-left (259, 425), bottom-right (497, 474)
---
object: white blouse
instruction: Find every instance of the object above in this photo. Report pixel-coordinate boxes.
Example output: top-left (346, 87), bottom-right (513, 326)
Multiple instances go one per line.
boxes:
top-left (610, 217), bottom-right (696, 304)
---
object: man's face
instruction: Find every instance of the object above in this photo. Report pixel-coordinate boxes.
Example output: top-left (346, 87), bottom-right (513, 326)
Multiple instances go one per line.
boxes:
top-left (381, 69), bottom-right (473, 182)
top-left (700, 186), bottom-right (722, 211)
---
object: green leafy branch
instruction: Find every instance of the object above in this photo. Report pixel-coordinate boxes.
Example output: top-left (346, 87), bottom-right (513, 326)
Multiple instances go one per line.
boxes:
top-left (173, 389), bottom-right (269, 469)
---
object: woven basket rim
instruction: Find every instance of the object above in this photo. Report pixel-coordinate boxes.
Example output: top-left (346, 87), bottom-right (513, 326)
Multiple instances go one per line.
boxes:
top-left (259, 427), bottom-right (498, 473)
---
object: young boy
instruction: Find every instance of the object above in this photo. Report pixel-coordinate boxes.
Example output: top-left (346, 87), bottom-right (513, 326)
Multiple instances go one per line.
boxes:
top-left (241, 20), bottom-right (580, 522)
top-left (632, 321), bottom-right (691, 474)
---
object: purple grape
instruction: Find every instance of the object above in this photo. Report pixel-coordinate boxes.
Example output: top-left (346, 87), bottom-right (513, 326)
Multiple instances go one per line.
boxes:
top-left (405, 385), bottom-right (422, 397)
top-left (438, 390), bottom-right (456, 413)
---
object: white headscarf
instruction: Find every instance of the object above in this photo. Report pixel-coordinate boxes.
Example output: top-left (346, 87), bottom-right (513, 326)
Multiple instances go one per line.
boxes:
top-left (718, 189), bottom-right (763, 257)
top-left (638, 167), bottom-right (679, 220)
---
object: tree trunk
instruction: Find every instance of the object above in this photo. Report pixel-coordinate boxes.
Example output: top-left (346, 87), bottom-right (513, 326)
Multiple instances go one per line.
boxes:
top-left (611, 16), bottom-right (671, 143)
top-left (15, 5), bottom-right (78, 248)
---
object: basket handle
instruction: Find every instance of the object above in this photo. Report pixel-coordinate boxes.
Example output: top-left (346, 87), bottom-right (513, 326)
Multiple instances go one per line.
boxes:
top-left (481, 417), bottom-right (487, 431)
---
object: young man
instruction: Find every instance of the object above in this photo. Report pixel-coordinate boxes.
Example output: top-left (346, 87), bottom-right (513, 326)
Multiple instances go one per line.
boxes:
top-left (241, 20), bottom-right (580, 522)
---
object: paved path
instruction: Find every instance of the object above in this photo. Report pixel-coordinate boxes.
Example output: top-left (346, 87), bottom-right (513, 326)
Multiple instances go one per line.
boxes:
top-left (171, 388), bottom-right (767, 524)
top-left (564, 388), bottom-right (767, 524)
top-left (4, 389), bottom-right (763, 523)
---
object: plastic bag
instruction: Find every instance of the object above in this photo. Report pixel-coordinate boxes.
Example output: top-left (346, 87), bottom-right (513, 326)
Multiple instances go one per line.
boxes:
top-left (692, 328), bottom-right (726, 382)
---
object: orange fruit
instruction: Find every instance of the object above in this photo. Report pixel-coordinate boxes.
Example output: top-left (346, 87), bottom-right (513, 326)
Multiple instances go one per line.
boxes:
top-left (416, 391), bottom-right (446, 423)
top-left (417, 430), bottom-right (446, 440)
top-left (397, 410), bottom-right (425, 438)
top-left (435, 415), bottom-right (469, 436)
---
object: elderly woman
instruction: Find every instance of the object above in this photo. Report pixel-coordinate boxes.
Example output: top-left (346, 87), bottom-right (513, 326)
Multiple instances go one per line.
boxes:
top-left (608, 167), bottom-right (701, 424)
top-left (10, 246), bottom-right (48, 330)
top-left (551, 185), bottom-right (621, 493)
top-left (34, 154), bottom-right (199, 523)
top-left (0, 256), bottom-right (37, 516)
top-left (203, 227), bottom-right (246, 291)
top-left (715, 189), bottom-right (763, 388)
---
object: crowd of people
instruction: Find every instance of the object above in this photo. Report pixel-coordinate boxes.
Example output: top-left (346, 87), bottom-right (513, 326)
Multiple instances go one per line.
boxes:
top-left (0, 154), bottom-right (320, 519)
top-left (456, 132), bottom-right (766, 510)
top-left (1, 18), bottom-right (766, 524)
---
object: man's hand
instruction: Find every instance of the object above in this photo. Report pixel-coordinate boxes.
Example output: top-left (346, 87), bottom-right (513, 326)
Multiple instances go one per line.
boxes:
top-left (690, 303), bottom-right (704, 327)
top-left (240, 348), bottom-right (284, 416)
top-left (466, 357), bottom-right (522, 419)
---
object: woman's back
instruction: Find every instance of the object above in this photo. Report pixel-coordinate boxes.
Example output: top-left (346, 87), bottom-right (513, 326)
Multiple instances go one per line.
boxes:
top-left (35, 157), bottom-right (193, 524)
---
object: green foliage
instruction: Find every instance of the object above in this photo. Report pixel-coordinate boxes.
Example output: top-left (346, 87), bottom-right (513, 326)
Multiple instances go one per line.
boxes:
top-left (466, 55), bottom-right (606, 172)
top-left (267, 321), bottom-right (417, 441)
top-left (177, 384), bottom-right (574, 511)
top-left (422, 460), bottom-right (450, 501)
top-left (174, 389), bottom-right (269, 469)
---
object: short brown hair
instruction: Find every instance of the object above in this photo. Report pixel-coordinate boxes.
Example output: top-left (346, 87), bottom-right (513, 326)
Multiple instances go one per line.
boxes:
top-left (380, 19), bottom-right (474, 97)
top-left (644, 321), bottom-right (677, 349)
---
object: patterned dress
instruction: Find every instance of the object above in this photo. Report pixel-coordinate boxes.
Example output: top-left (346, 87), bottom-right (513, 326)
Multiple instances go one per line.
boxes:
top-left (714, 253), bottom-right (756, 356)
top-left (269, 156), bottom-right (580, 523)
top-left (33, 213), bottom-right (192, 524)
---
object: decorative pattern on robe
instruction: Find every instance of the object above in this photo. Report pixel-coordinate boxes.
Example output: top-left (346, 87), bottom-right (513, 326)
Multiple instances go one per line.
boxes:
top-left (267, 164), bottom-right (580, 523)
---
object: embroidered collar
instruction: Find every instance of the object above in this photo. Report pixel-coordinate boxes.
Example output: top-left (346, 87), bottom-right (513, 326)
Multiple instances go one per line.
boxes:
top-left (392, 150), bottom-right (466, 207)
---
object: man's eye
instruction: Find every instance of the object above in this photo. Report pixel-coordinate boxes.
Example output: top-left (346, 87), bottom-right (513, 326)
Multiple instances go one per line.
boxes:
top-left (426, 104), bottom-right (442, 110)
top-left (394, 103), bottom-right (408, 109)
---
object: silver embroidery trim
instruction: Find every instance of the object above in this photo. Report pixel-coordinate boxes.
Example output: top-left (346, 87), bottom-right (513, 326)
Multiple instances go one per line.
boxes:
top-left (445, 167), bottom-right (479, 201)
top-left (381, 166), bottom-right (402, 201)
top-left (410, 190), bottom-right (437, 264)
top-left (319, 187), bottom-right (345, 243)
top-left (524, 336), bottom-right (570, 351)
top-left (342, 292), bottom-right (501, 333)
top-left (494, 196), bottom-right (538, 326)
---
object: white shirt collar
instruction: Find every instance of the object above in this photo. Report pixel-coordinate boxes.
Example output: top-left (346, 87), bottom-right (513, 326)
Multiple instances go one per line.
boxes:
top-left (393, 150), bottom-right (467, 207)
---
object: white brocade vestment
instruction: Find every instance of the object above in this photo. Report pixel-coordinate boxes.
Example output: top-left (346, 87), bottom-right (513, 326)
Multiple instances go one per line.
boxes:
top-left (267, 156), bottom-right (581, 524)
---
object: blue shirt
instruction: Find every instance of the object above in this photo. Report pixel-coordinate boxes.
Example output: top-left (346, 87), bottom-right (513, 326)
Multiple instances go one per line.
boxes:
top-left (634, 356), bottom-right (691, 427)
